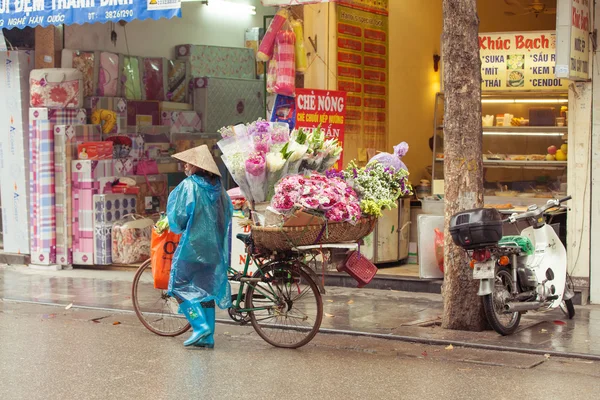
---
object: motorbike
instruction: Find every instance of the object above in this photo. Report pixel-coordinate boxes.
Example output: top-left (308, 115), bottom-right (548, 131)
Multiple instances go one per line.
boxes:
top-left (449, 196), bottom-right (575, 335)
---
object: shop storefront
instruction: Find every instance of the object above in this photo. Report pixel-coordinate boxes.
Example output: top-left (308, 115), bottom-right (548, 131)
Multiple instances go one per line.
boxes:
top-left (276, 0), bottom-right (595, 304)
top-left (0, 0), bottom-right (596, 304)
top-left (0, 0), bottom-right (275, 267)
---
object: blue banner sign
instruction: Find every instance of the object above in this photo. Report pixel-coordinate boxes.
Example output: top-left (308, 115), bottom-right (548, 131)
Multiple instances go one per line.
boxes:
top-left (0, 0), bottom-right (181, 30)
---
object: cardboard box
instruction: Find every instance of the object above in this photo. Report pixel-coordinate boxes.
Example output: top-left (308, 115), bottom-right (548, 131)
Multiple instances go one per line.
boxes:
top-left (127, 174), bottom-right (168, 215)
top-left (93, 194), bottom-right (138, 265)
top-left (0, 50), bottom-right (34, 255)
top-left (127, 100), bottom-right (160, 127)
top-left (191, 76), bottom-right (265, 133)
top-left (72, 160), bottom-right (126, 264)
top-left (176, 44), bottom-right (256, 80)
top-left (78, 142), bottom-right (113, 160)
top-left (160, 101), bottom-right (193, 113)
top-left (161, 111), bottom-right (202, 133)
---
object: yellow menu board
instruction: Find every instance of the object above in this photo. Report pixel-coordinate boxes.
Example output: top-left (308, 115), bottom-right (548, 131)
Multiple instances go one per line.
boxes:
top-left (337, 0), bottom-right (389, 15)
top-left (336, 4), bottom-right (389, 153)
top-left (479, 31), bottom-right (569, 92)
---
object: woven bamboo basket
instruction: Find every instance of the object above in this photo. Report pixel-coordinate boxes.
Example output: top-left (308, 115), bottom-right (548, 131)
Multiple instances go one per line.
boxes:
top-left (252, 217), bottom-right (377, 252)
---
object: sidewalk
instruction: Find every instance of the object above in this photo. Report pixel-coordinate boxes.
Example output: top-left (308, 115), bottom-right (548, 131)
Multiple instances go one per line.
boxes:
top-left (1, 264), bottom-right (599, 360)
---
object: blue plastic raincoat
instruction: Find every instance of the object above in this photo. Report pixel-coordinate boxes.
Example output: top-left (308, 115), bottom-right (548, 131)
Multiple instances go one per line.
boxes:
top-left (167, 174), bottom-right (233, 309)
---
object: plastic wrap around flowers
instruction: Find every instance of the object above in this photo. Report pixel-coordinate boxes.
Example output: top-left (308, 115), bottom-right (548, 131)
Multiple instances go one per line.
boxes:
top-left (218, 119), bottom-right (343, 204)
top-left (271, 174), bottom-right (362, 224)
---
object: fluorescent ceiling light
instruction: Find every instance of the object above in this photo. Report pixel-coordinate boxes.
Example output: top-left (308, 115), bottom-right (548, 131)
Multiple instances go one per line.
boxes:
top-left (481, 99), bottom-right (568, 104)
top-left (482, 131), bottom-right (564, 136)
top-left (194, 0), bottom-right (256, 15)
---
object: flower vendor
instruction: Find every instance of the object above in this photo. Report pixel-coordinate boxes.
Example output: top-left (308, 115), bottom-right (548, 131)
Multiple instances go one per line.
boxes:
top-left (166, 145), bottom-right (233, 348)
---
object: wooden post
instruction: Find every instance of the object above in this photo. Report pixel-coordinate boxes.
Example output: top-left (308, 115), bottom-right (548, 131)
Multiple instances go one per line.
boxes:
top-left (590, 0), bottom-right (600, 305)
top-left (567, 82), bottom-right (592, 304)
top-left (34, 25), bottom-right (63, 69)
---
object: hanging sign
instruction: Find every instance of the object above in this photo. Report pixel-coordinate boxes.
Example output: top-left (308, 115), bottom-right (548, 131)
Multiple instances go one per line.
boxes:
top-left (261, 0), bottom-right (331, 5)
top-left (336, 4), bottom-right (388, 152)
top-left (0, 0), bottom-right (182, 30)
top-left (261, 0), bottom-right (388, 15)
top-left (295, 89), bottom-right (347, 167)
top-left (556, 0), bottom-right (591, 80)
top-left (479, 31), bottom-right (569, 92)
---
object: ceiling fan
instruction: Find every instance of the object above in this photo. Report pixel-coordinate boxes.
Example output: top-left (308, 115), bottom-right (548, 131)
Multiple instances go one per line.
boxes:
top-left (504, 0), bottom-right (557, 17)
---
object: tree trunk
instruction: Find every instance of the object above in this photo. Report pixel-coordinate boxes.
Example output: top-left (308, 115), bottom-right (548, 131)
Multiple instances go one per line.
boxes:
top-left (441, 0), bottom-right (487, 331)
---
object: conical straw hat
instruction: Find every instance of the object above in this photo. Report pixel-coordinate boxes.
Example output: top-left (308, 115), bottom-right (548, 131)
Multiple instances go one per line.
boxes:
top-left (171, 145), bottom-right (221, 177)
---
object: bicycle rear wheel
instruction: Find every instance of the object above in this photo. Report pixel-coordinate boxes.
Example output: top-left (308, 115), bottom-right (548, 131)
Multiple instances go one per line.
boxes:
top-left (131, 260), bottom-right (190, 337)
top-left (245, 262), bottom-right (323, 349)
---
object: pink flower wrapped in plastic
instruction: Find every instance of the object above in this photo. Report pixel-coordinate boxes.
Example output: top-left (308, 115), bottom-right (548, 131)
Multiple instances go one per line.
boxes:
top-left (252, 132), bottom-right (271, 154)
top-left (270, 122), bottom-right (290, 153)
top-left (247, 120), bottom-right (272, 153)
top-left (245, 152), bottom-right (267, 203)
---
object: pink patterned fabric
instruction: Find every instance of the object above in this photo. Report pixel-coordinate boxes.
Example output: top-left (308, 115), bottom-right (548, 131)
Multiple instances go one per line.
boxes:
top-left (266, 45), bottom-right (278, 94)
top-left (71, 51), bottom-right (95, 97)
top-left (30, 78), bottom-right (81, 108)
top-left (161, 111), bottom-right (201, 133)
top-left (71, 160), bottom-right (126, 264)
top-left (97, 52), bottom-right (119, 97)
top-left (273, 30), bottom-right (296, 97)
top-left (143, 58), bottom-right (166, 101)
top-left (29, 108), bottom-right (87, 265)
top-left (55, 124), bottom-right (102, 265)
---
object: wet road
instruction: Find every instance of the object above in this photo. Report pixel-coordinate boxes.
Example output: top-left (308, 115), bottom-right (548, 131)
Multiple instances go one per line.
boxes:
top-left (1, 301), bottom-right (599, 400)
top-left (1, 265), bottom-right (599, 359)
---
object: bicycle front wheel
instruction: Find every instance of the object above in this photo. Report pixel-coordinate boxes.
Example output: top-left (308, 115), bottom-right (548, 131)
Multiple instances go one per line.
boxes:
top-left (245, 262), bottom-right (323, 349)
top-left (131, 260), bottom-right (190, 337)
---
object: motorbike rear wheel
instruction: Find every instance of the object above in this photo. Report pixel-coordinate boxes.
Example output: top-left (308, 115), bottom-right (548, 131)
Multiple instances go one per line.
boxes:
top-left (483, 268), bottom-right (521, 335)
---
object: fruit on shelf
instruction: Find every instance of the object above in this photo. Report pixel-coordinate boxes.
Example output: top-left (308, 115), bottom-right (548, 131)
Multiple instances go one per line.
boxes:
top-left (561, 144), bottom-right (568, 154)
top-left (547, 145), bottom-right (557, 155)
top-left (546, 154), bottom-right (556, 161)
top-left (555, 150), bottom-right (567, 161)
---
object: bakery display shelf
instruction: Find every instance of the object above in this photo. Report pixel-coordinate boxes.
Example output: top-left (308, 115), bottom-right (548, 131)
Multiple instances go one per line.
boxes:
top-left (435, 158), bottom-right (567, 169)
top-left (436, 126), bottom-right (567, 135)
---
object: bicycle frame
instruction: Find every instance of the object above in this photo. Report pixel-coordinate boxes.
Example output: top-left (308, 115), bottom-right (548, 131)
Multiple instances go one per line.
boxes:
top-left (227, 249), bottom-right (284, 314)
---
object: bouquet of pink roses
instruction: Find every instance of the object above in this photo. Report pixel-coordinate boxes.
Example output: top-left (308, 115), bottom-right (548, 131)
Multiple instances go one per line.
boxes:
top-left (270, 173), bottom-right (362, 223)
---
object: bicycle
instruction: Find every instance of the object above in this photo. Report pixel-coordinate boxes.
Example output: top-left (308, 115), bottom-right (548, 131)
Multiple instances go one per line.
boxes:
top-left (132, 232), bottom-right (324, 349)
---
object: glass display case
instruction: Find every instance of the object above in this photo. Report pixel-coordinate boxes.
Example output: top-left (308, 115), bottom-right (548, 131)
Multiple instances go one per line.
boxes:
top-left (431, 91), bottom-right (568, 209)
